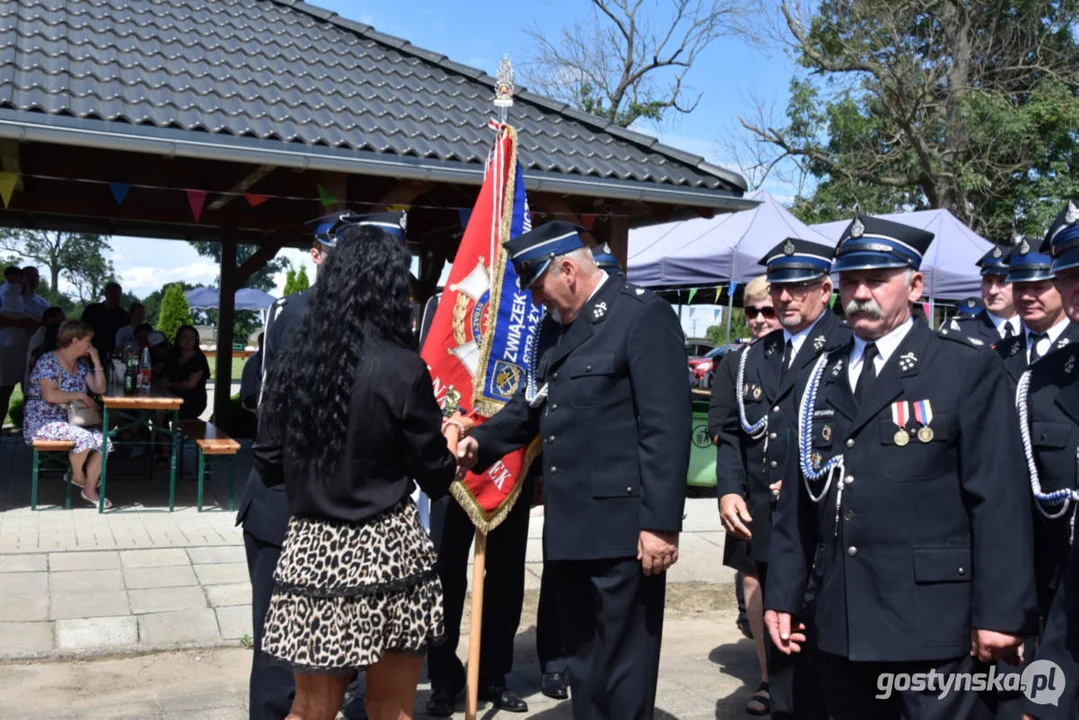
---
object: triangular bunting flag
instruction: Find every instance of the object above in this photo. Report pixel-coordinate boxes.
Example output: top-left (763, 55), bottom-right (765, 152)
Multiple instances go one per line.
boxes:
top-left (187, 189), bottom-right (207, 222)
top-left (687, 287), bottom-right (698, 304)
top-left (714, 287), bottom-right (723, 303)
top-left (109, 183), bottom-right (130, 205)
top-left (317, 184), bottom-right (340, 207)
top-left (580, 213), bottom-right (597, 231)
top-left (829, 293), bottom-right (837, 309)
top-left (0, 172), bottom-right (17, 208)
top-left (244, 192), bottom-right (270, 207)
top-left (457, 209), bottom-right (472, 229)
top-left (386, 203), bottom-right (410, 212)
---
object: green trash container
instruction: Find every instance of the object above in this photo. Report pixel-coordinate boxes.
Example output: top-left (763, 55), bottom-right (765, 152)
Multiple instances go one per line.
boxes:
top-left (687, 399), bottom-right (716, 488)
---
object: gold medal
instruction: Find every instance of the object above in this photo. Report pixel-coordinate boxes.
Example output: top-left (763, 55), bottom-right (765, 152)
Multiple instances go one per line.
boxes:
top-left (918, 427), bottom-right (934, 443)
top-left (753, 387), bottom-right (762, 400)
top-left (894, 430), bottom-right (910, 446)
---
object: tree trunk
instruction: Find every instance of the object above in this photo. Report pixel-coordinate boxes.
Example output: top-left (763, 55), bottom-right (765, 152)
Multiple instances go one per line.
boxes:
top-left (940, 0), bottom-right (972, 218)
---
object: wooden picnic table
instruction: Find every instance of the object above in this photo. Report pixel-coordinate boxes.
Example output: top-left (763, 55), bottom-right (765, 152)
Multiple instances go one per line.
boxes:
top-left (97, 389), bottom-right (185, 513)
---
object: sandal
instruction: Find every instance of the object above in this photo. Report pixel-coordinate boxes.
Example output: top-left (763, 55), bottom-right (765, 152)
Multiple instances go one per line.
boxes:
top-left (64, 470), bottom-right (85, 489)
top-left (80, 489), bottom-right (112, 510)
top-left (746, 682), bottom-right (770, 716)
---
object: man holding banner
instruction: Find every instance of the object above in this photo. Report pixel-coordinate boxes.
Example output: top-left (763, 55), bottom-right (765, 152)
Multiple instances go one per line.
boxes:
top-left (457, 220), bottom-right (691, 719)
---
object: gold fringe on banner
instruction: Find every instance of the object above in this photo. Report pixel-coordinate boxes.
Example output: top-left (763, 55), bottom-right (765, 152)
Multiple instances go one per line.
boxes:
top-left (450, 436), bottom-right (541, 534)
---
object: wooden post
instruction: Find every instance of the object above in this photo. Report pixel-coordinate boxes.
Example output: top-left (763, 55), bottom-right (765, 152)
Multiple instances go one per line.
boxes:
top-left (213, 235), bottom-right (237, 431)
top-left (465, 530), bottom-right (487, 720)
top-left (602, 214), bottom-right (630, 273)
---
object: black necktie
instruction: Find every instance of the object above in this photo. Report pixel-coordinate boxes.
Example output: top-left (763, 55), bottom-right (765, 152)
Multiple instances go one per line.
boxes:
top-left (1004, 323), bottom-right (1016, 339)
top-left (854, 343), bottom-right (879, 404)
top-left (780, 340), bottom-right (793, 383)
top-left (1029, 332), bottom-right (1047, 363)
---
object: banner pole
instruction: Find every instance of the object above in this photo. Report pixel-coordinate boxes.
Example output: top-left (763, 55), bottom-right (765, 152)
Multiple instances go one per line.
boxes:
top-left (465, 529), bottom-right (488, 720)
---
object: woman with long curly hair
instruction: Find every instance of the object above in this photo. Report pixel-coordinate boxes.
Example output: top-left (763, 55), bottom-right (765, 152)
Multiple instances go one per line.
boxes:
top-left (253, 224), bottom-right (467, 720)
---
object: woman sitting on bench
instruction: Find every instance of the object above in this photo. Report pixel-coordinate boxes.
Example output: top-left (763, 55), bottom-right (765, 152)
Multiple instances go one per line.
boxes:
top-left (23, 320), bottom-right (113, 508)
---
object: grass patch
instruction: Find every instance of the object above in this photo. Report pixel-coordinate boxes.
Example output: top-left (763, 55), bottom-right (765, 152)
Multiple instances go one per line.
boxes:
top-left (4, 385), bottom-right (21, 428)
top-left (207, 357), bottom-right (249, 383)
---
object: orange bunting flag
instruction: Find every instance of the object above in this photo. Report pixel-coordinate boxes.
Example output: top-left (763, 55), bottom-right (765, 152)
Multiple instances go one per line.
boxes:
top-left (244, 192), bottom-right (270, 207)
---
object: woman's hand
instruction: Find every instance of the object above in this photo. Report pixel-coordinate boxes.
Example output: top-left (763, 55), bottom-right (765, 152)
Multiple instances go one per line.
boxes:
top-left (80, 393), bottom-right (99, 411)
top-left (86, 346), bottom-right (101, 367)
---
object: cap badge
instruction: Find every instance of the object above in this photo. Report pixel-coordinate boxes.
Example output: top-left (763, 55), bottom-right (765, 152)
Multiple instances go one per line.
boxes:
top-left (992, 247), bottom-right (1002, 258)
top-left (898, 352), bottom-right (918, 373)
top-left (591, 301), bottom-right (607, 322)
top-left (1019, 240), bottom-right (1030, 254)
top-left (851, 218), bottom-right (865, 238)
top-left (1067, 200), bottom-right (1079, 225)
top-left (783, 239), bottom-right (796, 255)
top-left (1066, 356), bottom-right (1076, 375)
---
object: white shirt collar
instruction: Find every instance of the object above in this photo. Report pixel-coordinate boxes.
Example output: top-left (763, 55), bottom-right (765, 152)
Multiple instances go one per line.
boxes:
top-left (1026, 316), bottom-right (1071, 362)
top-left (782, 312), bottom-right (826, 367)
top-left (586, 271), bottom-right (609, 303)
top-left (985, 310), bottom-right (1020, 338)
top-left (848, 318), bottom-right (915, 390)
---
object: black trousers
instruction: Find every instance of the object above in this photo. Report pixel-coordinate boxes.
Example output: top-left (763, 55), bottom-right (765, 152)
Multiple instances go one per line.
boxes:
top-left (426, 487), bottom-right (531, 691)
top-left (756, 560), bottom-right (828, 720)
top-left (244, 531), bottom-right (294, 720)
top-left (819, 651), bottom-right (994, 720)
top-left (537, 534), bottom-right (569, 676)
top-left (548, 557), bottom-right (666, 720)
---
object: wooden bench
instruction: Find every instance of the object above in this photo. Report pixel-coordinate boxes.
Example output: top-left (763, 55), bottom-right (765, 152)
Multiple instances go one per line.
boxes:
top-left (179, 420), bottom-right (241, 512)
top-left (31, 439), bottom-right (76, 510)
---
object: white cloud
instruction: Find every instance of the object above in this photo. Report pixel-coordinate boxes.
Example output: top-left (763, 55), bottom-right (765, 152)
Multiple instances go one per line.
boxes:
top-left (119, 262), bottom-right (220, 297)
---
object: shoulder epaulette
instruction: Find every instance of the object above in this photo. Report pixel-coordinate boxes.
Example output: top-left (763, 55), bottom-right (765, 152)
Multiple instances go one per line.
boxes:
top-left (937, 329), bottom-right (985, 349)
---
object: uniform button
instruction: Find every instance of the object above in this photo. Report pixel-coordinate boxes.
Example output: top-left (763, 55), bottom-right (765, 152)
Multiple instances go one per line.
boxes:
top-left (769, 432), bottom-right (777, 441)
top-left (769, 461), bottom-right (778, 469)
top-left (626, 486), bottom-right (633, 494)
top-left (846, 438), bottom-right (855, 448)
top-left (844, 510), bottom-right (855, 521)
top-left (844, 476), bottom-right (854, 486)
top-left (586, 364), bottom-right (592, 372)
top-left (545, 435), bottom-right (555, 444)
top-left (552, 371), bottom-right (559, 380)
top-left (551, 403), bottom-right (558, 411)
top-left (847, 546), bottom-right (858, 557)
top-left (957, 566), bottom-right (965, 576)
top-left (550, 466), bottom-right (558, 475)
top-left (773, 406), bottom-right (781, 413)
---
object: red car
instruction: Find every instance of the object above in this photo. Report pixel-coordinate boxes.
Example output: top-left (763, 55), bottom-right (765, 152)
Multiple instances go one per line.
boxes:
top-left (688, 344), bottom-right (743, 388)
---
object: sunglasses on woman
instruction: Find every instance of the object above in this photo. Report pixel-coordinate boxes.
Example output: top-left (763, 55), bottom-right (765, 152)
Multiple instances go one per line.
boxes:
top-left (745, 305), bottom-right (777, 319)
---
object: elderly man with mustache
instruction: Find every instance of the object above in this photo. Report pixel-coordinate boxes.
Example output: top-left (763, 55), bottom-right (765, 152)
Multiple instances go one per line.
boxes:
top-left (764, 214), bottom-right (1037, 720)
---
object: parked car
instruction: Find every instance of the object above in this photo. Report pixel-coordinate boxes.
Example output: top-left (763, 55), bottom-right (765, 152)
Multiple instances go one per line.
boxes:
top-left (691, 343), bottom-right (743, 388)
top-left (685, 339), bottom-right (715, 359)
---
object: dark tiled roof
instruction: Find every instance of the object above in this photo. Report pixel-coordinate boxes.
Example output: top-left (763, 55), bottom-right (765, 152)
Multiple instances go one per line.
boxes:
top-left (0, 0), bottom-right (746, 201)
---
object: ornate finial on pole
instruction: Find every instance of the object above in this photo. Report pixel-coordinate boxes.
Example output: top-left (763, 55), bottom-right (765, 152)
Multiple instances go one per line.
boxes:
top-left (493, 54), bottom-right (514, 125)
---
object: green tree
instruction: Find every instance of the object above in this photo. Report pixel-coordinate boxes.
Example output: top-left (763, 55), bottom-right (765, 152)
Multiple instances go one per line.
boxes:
top-left (142, 281), bottom-right (196, 329)
top-left (293, 265), bottom-right (310, 293)
top-left (706, 308), bottom-right (750, 345)
top-left (524, 0), bottom-right (753, 127)
top-left (740, 0), bottom-right (1079, 239)
top-left (157, 283), bottom-right (194, 342)
top-left (282, 267), bottom-right (297, 296)
top-left (188, 241), bottom-right (287, 345)
top-left (0, 230), bottom-right (117, 302)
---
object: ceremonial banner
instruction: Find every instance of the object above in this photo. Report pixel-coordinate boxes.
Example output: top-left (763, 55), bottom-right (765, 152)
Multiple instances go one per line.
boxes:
top-left (421, 125), bottom-right (542, 532)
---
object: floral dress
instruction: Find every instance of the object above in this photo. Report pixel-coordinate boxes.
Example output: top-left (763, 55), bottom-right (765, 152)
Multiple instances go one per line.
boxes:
top-left (23, 352), bottom-right (112, 455)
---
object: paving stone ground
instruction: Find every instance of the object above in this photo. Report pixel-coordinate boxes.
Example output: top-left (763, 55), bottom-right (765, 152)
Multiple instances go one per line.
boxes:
top-left (0, 434), bottom-right (753, 717)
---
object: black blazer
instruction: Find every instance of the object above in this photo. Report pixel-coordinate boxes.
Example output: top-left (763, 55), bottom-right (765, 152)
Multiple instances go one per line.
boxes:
top-left (471, 277), bottom-right (691, 562)
top-left (235, 289), bottom-right (312, 545)
top-left (944, 309), bottom-right (1005, 347)
top-left (713, 311), bottom-right (850, 565)
top-left (993, 322), bottom-right (1079, 384)
top-left (767, 321), bottom-right (1037, 662)
top-left (252, 337), bottom-right (457, 523)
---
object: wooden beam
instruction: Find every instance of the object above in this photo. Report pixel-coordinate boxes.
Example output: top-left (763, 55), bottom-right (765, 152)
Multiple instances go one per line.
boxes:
top-left (377, 180), bottom-right (433, 210)
top-left (213, 235), bottom-right (238, 432)
top-left (206, 164), bottom-right (276, 211)
top-left (1, 140), bottom-right (23, 191)
top-left (236, 237), bottom-right (288, 287)
top-left (597, 214), bottom-right (630, 271)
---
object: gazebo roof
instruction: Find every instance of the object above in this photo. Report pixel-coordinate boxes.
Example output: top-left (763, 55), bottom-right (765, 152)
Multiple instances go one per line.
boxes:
top-left (0, 0), bottom-right (746, 208)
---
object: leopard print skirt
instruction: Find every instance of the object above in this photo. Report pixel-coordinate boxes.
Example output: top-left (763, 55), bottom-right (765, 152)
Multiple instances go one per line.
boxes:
top-left (260, 497), bottom-right (444, 675)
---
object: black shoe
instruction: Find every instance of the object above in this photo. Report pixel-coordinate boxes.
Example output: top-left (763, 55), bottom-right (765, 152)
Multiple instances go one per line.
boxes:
top-left (425, 685), bottom-right (459, 717)
top-left (541, 671), bottom-right (569, 700)
top-left (478, 684), bottom-right (529, 713)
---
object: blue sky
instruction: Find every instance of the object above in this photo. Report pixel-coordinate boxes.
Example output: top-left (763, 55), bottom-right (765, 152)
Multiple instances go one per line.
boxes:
top-left (101, 0), bottom-right (798, 335)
